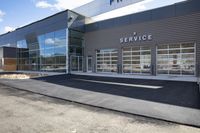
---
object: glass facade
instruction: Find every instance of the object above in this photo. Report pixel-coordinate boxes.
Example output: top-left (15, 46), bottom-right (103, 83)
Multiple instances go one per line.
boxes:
top-left (17, 40), bottom-right (29, 70)
top-left (69, 30), bottom-right (84, 56)
top-left (122, 46), bottom-right (151, 74)
top-left (17, 29), bottom-right (67, 72)
top-left (68, 30), bottom-right (84, 72)
top-left (16, 10), bottom-right (86, 73)
top-left (96, 49), bottom-right (118, 73)
top-left (67, 10), bottom-right (85, 72)
top-left (157, 43), bottom-right (195, 75)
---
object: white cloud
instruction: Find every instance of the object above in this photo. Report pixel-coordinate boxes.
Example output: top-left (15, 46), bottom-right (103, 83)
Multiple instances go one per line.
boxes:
top-left (36, 1), bottom-right (53, 8)
top-left (0, 10), bottom-right (5, 22)
top-left (4, 26), bottom-right (15, 33)
top-left (45, 38), bottom-right (55, 44)
top-left (35, 0), bottom-right (93, 11)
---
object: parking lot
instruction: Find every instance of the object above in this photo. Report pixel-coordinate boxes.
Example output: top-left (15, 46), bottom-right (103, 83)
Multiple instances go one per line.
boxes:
top-left (0, 83), bottom-right (200, 133)
top-left (37, 74), bottom-right (200, 109)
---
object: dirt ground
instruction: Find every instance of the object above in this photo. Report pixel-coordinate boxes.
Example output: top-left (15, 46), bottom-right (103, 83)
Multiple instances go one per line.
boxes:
top-left (0, 84), bottom-right (199, 133)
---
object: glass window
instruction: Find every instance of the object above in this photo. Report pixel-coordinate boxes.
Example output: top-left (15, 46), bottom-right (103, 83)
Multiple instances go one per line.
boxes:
top-left (122, 47), bottom-right (131, 52)
top-left (17, 40), bottom-right (27, 48)
top-left (158, 45), bottom-right (168, 49)
top-left (181, 43), bottom-right (194, 48)
top-left (76, 47), bottom-right (83, 55)
top-left (38, 35), bottom-right (45, 49)
top-left (17, 29), bottom-right (67, 72)
top-left (69, 30), bottom-right (84, 39)
top-left (169, 44), bottom-right (180, 49)
top-left (55, 29), bottom-right (66, 39)
top-left (71, 56), bottom-right (83, 72)
top-left (54, 65), bottom-right (66, 72)
top-left (54, 46), bottom-right (66, 56)
top-left (40, 49), bottom-right (45, 57)
top-left (68, 29), bottom-right (84, 62)
top-left (55, 39), bottom-right (66, 46)
top-left (182, 49), bottom-right (194, 53)
top-left (45, 57), bottom-right (55, 64)
top-left (55, 29), bottom-right (66, 47)
top-left (122, 46), bottom-right (151, 74)
top-left (55, 56), bottom-right (66, 64)
top-left (69, 37), bottom-right (82, 47)
top-left (45, 32), bottom-right (55, 48)
top-left (169, 49), bottom-right (180, 54)
top-left (45, 48), bottom-right (54, 57)
top-left (96, 49), bottom-right (118, 73)
top-left (157, 43), bottom-right (195, 76)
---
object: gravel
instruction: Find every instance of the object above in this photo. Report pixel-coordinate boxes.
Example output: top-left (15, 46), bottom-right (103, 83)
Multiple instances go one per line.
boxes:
top-left (0, 84), bottom-right (199, 133)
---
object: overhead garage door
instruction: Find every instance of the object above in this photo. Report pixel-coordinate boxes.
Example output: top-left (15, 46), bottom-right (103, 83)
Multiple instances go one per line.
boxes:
top-left (157, 43), bottom-right (195, 76)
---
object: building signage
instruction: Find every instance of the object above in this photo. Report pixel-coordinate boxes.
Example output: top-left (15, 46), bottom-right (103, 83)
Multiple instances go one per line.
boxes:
top-left (110, 0), bottom-right (123, 5)
top-left (120, 32), bottom-right (152, 44)
top-left (74, 0), bottom-right (144, 17)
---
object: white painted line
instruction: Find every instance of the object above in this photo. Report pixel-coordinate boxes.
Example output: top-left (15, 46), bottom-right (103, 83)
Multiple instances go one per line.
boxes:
top-left (73, 78), bottom-right (162, 89)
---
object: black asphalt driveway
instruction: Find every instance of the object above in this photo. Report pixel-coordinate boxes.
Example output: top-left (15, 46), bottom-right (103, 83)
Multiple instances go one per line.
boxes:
top-left (35, 74), bottom-right (200, 109)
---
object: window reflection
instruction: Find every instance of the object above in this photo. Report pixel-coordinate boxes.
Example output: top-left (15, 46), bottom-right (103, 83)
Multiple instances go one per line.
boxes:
top-left (38, 35), bottom-right (45, 49)
top-left (45, 32), bottom-right (55, 48)
top-left (54, 46), bottom-right (66, 56)
top-left (17, 40), bottom-right (27, 48)
top-left (69, 30), bottom-right (84, 73)
top-left (122, 46), bottom-right (151, 74)
top-left (45, 48), bottom-right (54, 57)
top-left (157, 43), bottom-right (195, 75)
top-left (17, 29), bottom-right (67, 72)
top-left (96, 49), bottom-right (118, 73)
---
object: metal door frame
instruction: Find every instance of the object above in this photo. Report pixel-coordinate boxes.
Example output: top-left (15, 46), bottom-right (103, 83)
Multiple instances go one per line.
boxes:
top-left (70, 55), bottom-right (83, 72)
top-left (87, 56), bottom-right (92, 72)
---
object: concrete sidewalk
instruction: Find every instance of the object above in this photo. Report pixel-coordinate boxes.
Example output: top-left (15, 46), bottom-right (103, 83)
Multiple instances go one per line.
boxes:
top-left (71, 72), bottom-right (198, 82)
top-left (0, 78), bottom-right (200, 127)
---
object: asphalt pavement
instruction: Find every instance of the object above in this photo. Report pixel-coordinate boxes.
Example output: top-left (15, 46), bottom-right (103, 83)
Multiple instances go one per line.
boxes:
top-left (0, 74), bottom-right (199, 127)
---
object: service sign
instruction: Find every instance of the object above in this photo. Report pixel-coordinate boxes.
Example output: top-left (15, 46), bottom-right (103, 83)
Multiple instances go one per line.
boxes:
top-left (120, 32), bottom-right (152, 44)
top-left (74, 0), bottom-right (144, 17)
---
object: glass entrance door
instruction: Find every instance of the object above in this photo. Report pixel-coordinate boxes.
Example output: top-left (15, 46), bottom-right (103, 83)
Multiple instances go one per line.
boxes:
top-left (70, 55), bottom-right (83, 72)
top-left (87, 56), bottom-right (92, 72)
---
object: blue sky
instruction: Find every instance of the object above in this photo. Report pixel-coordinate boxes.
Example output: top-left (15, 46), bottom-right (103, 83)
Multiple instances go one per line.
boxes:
top-left (0, 0), bottom-right (186, 34)
top-left (0, 0), bottom-right (56, 34)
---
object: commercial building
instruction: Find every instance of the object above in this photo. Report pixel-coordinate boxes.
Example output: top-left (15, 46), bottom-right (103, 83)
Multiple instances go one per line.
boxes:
top-left (0, 0), bottom-right (199, 78)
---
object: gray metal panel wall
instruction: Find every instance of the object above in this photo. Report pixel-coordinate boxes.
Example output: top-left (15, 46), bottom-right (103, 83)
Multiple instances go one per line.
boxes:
top-left (175, 0), bottom-right (200, 16)
top-left (84, 12), bottom-right (200, 76)
top-left (85, 0), bottom-right (200, 32)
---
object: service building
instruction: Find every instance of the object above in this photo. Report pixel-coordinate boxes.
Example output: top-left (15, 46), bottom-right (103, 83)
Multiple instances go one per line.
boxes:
top-left (0, 0), bottom-right (199, 78)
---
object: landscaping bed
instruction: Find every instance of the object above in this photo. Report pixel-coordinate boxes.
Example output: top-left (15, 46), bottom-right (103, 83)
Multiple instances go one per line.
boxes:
top-left (0, 72), bottom-right (47, 79)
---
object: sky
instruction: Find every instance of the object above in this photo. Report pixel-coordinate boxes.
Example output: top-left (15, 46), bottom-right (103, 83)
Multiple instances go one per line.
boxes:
top-left (0, 0), bottom-right (187, 34)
